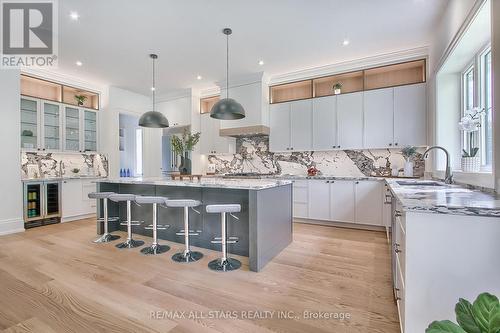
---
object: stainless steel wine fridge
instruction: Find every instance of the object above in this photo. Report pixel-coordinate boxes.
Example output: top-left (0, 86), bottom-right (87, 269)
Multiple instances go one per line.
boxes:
top-left (23, 181), bottom-right (61, 228)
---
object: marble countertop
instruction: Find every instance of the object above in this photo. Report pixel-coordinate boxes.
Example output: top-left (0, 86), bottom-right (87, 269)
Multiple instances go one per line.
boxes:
top-left (386, 179), bottom-right (500, 218)
top-left (98, 177), bottom-right (292, 190)
top-left (22, 176), bottom-right (106, 182)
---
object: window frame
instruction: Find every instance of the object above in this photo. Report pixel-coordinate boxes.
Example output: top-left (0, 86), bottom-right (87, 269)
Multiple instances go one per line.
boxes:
top-left (460, 43), bottom-right (492, 171)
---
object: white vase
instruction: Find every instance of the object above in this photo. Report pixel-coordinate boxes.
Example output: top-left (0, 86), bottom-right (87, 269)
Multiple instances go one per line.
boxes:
top-left (334, 88), bottom-right (341, 95)
top-left (461, 157), bottom-right (480, 172)
top-left (404, 161), bottom-right (414, 177)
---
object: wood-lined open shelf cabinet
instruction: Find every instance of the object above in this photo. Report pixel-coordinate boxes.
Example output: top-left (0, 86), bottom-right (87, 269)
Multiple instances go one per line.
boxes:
top-left (270, 59), bottom-right (426, 104)
top-left (21, 74), bottom-right (100, 110)
top-left (200, 95), bottom-right (220, 114)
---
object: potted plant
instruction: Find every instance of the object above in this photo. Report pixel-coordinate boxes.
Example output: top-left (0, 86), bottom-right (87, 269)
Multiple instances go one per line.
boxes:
top-left (401, 146), bottom-right (417, 177)
top-left (171, 129), bottom-right (201, 175)
top-left (459, 107), bottom-right (485, 173)
top-left (426, 292), bottom-right (500, 333)
top-left (74, 95), bottom-right (87, 106)
top-left (333, 82), bottom-right (342, 95)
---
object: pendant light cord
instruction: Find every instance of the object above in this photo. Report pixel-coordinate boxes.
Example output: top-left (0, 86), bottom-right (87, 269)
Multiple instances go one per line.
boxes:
top-left (152, 55), bottom-right (156, 111)
top-left (226, 32), bottom-right (229, 99)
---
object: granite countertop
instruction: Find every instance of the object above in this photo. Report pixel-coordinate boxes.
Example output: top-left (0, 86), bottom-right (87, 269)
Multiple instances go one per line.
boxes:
top-left (98, 177), bottom-right (292, 190)
top-left (386, 179), bottom-right (500, 218)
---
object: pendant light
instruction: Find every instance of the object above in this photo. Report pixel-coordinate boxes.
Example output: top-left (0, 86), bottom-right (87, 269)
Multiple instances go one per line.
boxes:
top-left (139, 54), bottom-right (169, 128)
top-left (210, 28), bottom-right (245, 120)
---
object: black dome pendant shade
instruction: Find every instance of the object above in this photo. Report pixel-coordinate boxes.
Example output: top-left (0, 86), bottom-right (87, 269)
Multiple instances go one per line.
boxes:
top-left (210, 28), bottom-right (245, 120)
top-left (139, 54), bottom-right (169, 128)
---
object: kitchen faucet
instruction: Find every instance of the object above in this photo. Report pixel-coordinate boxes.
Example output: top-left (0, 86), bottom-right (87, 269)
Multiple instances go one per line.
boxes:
top-left (423, 146), bottom-right (453, 184)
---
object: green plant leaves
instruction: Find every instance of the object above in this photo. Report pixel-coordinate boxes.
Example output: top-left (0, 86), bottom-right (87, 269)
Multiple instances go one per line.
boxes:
top-left (426, 320), bottom-right (467, 333)
top-left (471, 293), bottom-right (500, 333)
top-left (456, 298), bottom-right (481, 333)
top-left (470, 147), bottom-right (479, 157)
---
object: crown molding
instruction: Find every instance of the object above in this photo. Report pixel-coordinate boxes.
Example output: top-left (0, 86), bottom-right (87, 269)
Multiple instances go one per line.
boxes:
top-left (21, 68), bottom-right (107, 93)
top-left (268, 46), bottom-right (429, 85)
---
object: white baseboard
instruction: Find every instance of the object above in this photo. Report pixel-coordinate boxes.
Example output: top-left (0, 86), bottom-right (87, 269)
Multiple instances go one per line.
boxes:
top-left (0, 217), bottom-right (25, 236)
top-left (62, 213), bottom-right (96, 223)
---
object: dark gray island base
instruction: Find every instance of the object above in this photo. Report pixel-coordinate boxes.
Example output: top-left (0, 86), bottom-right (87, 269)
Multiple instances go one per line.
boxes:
top-left (97, 178), bottom-right (293, 272)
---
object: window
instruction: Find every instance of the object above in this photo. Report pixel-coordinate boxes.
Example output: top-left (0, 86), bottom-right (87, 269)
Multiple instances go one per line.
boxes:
top-left (482, 50), bottom-right (492, 167)
top-left (461, 47), bottom-right (493, 170)
top-left (135, 128), bottom-right (143, 176)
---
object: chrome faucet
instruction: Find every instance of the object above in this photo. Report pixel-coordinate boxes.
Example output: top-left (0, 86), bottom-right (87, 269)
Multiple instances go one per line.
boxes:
top-left (423, 146), bottom-right (453, 184)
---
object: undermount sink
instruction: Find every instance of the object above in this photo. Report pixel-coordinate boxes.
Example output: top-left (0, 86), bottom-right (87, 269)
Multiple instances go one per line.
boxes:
top-left (396, 181), bottom-right (444, 187)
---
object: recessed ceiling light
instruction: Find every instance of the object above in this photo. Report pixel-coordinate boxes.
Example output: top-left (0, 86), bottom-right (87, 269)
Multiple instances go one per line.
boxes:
top-left (75, 61), bottom-right (82, 66)
top-left (342, 39), bottom-right (350, 46)
top-left (258, 60), bottom-right (264, 66)
top-left (196, 75), bottom-right (202, 80)
top-left (69, 11), bottom-right (79, 20)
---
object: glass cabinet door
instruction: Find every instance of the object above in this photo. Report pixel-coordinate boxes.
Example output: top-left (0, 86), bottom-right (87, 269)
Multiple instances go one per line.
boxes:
top-left (65, 106), bottom-right (81, 151)
top-left (21, 98), bottom-right (39, 149)
top-left (43, 102), bottom-right (61, 150)
top-left (84, 110), bottom-right (97, 152)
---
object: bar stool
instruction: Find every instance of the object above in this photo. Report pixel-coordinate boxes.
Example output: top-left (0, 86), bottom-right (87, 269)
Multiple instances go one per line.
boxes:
top-left (108, 194), bottom-right (145, 249)
top-left (88, 192), bottom-right (120, 243)
top-left (206, 204), bottom-right (241, 272)
top-left (135, 196), bottom-right (171, 255)
top-left (166, 199), bottom-right (203, 263)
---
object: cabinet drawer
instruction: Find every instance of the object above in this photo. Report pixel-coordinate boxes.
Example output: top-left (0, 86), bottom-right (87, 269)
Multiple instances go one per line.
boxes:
top-left (395, 215), bottom-right (406, 282)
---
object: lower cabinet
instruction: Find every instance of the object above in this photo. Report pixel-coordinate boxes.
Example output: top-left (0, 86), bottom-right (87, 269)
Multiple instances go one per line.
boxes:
top-left (292, 180), bottom-right (309, 218)
top-left (305, 179), bottom-right (384, 226)
top-left (62, 179), bottom-right (97, 222)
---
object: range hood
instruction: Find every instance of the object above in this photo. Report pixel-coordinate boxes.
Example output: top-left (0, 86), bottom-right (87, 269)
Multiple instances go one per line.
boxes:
top-left (219, 125), bottom-right (270, 137)
top-left (211, 72), bottom-right (270, 138)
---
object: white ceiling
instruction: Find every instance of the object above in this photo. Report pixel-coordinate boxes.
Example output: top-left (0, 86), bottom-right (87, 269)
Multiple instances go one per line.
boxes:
top-left (56, 0), bottom-right (449, 95)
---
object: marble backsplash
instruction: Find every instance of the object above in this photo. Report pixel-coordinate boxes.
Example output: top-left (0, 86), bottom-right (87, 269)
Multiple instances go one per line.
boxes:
top-left (21, 152), bottom-right (108, 179)
top-left (208, 136), bottom-right (425, 177)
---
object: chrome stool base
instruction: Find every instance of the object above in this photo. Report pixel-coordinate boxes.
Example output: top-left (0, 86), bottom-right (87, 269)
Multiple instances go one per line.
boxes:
top-left (208, 258), bottom-right (241, 272)
top-left (93, 233), bottom-right (120, 243)
top-left (141, 244), bottom-right (170, 255)
top-left (116, 239), bottom-right (144, 249)
top-left (172, 250), bottom-right (203, 263)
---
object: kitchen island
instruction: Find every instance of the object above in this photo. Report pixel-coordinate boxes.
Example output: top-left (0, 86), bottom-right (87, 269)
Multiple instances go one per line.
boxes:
top-left (96, 177), bottom-right (293, 272)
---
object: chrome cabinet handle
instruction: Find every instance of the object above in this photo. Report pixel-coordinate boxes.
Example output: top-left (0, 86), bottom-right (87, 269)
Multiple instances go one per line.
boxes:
top-left (394, 210), bottom-right (402, 217)
top-left (395, 143), bottom-right (398, 146)
top-left (395, 243), bottom-right (402, 253)
top-left (389, 143), bottom-right (392, 146)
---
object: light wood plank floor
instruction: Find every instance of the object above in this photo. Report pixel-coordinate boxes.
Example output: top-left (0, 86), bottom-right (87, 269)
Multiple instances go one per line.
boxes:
top-left (0, 219), bottom-right (399, 333)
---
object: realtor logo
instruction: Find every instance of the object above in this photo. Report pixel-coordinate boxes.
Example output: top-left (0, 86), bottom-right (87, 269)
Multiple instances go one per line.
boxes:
top-left (1, 0), bottom-right (58, 68)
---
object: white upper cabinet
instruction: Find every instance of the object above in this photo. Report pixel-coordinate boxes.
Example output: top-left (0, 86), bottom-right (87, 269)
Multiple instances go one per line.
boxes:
top-left (337, 92), bottom-right (363, 149)
top-left (200, 113), bottom-right (235, 154)
top-left (312, 96), bottom-right (337, 150)
top-left (354, 180), bottom-right (383, 226)
top-left (394, 83), bottom-right (426, 147)
top-left (269, 99), bottom-right (312, 152)
top-left (269, 102), bottom-right (291, 152)
top-left (156, 96), bottom-right (191, 127)
top-left (290, 99), bottom-right (312, 151)
top-left (363, 88), bottom-right (394, 149)
top-left (330, 180), bottom-right (355, 223)
top-left (42, 101), bottom-right (63, 151)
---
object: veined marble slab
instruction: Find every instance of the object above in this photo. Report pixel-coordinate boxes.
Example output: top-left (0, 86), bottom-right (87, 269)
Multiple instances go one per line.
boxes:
top-left (386, 179), bottom-right (500, 218)
top-left (98, 177), bottom-right (292, 190)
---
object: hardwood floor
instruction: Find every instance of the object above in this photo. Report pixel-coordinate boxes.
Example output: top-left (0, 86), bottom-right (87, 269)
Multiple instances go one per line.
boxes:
top-left (0, 219), bottom-right (399, 333)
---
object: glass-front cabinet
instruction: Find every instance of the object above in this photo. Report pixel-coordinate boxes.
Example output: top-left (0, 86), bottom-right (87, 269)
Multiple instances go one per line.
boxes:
top-left (64, 106), bottom-right (81, 151)
top-left (21, 97), bottom-right (39, 150)
top-left (21, 96), bottom-right (98, 153)
top-left (84, 110), bottom-right (97, 152)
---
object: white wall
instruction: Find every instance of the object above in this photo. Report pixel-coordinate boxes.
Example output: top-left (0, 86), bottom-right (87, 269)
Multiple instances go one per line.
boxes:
top-left (103, 87), bottom-right (162, 178)
top-left (0, 70), bottom-right (24, 235)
